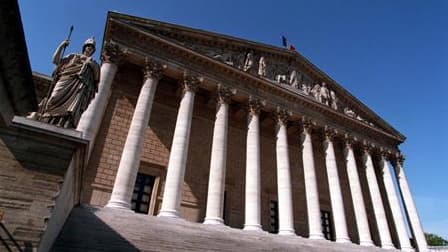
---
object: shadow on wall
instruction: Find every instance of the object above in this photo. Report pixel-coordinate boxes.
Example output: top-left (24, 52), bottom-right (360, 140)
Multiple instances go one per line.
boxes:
top-left (51, 206), bottom-right (139, 251)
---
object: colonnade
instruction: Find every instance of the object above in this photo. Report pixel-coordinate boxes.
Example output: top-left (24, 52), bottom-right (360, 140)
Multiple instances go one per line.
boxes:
top-left (82, 53), bottom-right (427, 251)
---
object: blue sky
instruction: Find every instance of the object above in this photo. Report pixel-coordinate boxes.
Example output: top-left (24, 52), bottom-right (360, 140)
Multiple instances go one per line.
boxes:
top-left (19, 0), bottom-right (447, 238)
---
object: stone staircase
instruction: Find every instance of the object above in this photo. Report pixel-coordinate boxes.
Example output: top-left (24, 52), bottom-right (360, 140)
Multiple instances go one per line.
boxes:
top-left (52, 205), bottom-right (396, 252)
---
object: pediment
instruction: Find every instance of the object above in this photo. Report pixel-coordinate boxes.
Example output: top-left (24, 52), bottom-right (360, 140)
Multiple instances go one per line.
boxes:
top-left (107, 12), bottom-right (405, 142)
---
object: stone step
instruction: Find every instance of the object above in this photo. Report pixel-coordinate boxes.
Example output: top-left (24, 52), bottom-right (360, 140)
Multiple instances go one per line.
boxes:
top-left (51, 205), bottom-right (397, 252)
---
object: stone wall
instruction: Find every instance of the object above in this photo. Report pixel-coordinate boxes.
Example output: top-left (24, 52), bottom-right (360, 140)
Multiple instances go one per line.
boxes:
top-left (0, 118), bottom-right (86, 250)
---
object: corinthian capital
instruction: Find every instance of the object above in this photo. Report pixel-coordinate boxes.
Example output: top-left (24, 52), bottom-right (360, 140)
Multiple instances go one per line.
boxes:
top-left (182, 72), bottom-right (202, 93)
top-left (143, 58), bottom-right (164, 80)
top-left (216, 84), bottom-right (236, 105)
top-left (301, 117), bottom-right (316, 134)
top-left (324, 126), bottom-right (338, 142)
top-left (275, 107), bottom-right (291, 126)
top-left (101, 41), bottom-right (125, 64)
top-left (248, 96), bottom-right (264, 115)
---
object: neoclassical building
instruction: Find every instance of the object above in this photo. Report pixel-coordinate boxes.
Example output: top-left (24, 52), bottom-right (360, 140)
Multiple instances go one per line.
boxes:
top-left (0, 9), bottom-right (429, 252)
top-left (67, 12), bottom-right (427, 251)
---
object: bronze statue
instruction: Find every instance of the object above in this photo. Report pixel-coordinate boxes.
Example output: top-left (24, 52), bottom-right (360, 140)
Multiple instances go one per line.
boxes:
top-left (37, 37), bottom-right (100, 128)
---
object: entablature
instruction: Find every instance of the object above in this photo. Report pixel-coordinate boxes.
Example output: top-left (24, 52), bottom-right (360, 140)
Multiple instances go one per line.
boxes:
top-left (103, 15), bottom-right (404, 150)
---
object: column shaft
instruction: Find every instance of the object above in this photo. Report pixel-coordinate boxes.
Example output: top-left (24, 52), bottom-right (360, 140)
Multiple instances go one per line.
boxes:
top-left (275, 114), bottom-right (295, 235)
top-left (158, 88), bottom-right (196, 217)
top-left (324, 135), bottom-right (350, 243)
top-left (344, 143), bottom-right (374, 246)
top-left (77, 42), bottom-right (122, 159)
top-left (395, 158), bottom-right (428, 252)
top-left (380, 156), bottom-right (413, 251)
top-left (77, 62), bottom-right (117, 157)
top-left (363, 149), bottom-right (394, 249)
top-left (107, 71), bottom-right (160, 209)
top-left (204, 99), bottom-right (229, 224)
top-left (301, 125), bottom-right (324, 239)
top-left (244, 100), bottom-right (262, 231)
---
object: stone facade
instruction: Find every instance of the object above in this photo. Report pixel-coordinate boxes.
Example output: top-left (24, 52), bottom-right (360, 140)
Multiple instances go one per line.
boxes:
top-left (1, 9), bottom-right (430, 252)
top-left (71, 11), bottom-right (427, 251)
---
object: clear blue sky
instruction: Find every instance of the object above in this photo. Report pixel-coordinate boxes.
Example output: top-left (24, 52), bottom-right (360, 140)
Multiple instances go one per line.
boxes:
top-left (19, 0), bottom-right (447, 238)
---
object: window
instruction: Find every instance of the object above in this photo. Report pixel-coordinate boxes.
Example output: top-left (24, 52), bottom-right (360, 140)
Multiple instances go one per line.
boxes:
top-left (269, 200), bottom-right (279, 233)
top-left (321, 210), bottom-right (334, 241)
top-left (131, 173), bottom-right (155, 214)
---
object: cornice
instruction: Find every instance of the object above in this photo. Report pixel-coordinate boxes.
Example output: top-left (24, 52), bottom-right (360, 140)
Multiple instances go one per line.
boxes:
top-left (103, 16), bottom-right (403, 149)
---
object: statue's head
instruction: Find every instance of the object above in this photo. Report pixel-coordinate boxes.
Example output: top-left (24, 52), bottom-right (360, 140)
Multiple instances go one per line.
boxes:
top-left (82, 37), bottom-right (96, 56)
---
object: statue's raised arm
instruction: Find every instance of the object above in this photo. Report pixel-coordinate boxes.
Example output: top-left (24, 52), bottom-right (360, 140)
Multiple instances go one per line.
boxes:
top-left (52, 39), bottom-right (70, 65)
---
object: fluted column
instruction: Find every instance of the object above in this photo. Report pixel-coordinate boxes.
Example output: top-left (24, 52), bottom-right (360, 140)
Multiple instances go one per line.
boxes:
top-left (204, 85), bottom-right (234, 225)
top-left (344, 137), bottom-right (374, 246)
top-left (379, 152), bottom-right (413, 252)
top-left (107, 60), bottom-right (163, 209)
top-left (275, 108), bottom-right (295, 235)
top-left (362, 144), bottom-right (394, 249)
top-left (394, 154), bottom-right (428, 252)
top-left (301, 120), bottom-right (324, 239)
top-left (323, 128), bottom-right (350, 243)
top-left (244, 98), bottom-right (263, 231)
top-left (77, 42), bottom-right (123, 159)
top-left (158, 73), bottom-right (201, 218)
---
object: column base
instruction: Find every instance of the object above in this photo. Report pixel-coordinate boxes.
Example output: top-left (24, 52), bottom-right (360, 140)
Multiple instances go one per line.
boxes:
top-left (158, 209), bottom-right (180, 218)
top-left (309, 233), bottom-right (325, 240)
top-left (278, 229), bottom-right (295, 235)
top-left (335, 237), bottom-right (352, 243)
top-left (359, 240), bottom-right (375, 246)
top-left (381, 244), bottom-right (396, 250)
top-left (105, 199), bottom-right (132, 210)
top-left (243, 224), bottom-right (263, 232)
top-left (203, 217), bottom-right (224, 225)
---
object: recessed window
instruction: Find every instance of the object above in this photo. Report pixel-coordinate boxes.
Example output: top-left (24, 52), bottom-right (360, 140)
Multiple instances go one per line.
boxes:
top-left (131, 173), bottom-right (155, 214)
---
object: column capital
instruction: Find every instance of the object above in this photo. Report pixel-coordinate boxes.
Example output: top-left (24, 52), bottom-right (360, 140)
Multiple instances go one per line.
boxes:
top-left (216, 84), bottom-right (236, 105)
top-left (182, 72), bottom-right (202, 93)
top-left (101, 41), bottom-right (125, 65)
top-left (275, 107), bottom-right (291, 126)
top-left (343, 134), bottom-right (356, 149)
top-left (361, 141), bottom-right (376, 155)
top-left (301, 117), bottom-right (316, 134)
top-left (143, 58), bottom-right (165, 80)
top-left (396, 152), bottom-right (405, 167)
top-left (248, 96), bottom-right (265, 115)
top-left (324, 126), bottom-right (338, 142)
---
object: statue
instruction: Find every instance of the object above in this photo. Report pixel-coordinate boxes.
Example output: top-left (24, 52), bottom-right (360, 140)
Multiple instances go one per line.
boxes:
top-left (319, 82), bottom-right (330, 105)
top-left (344, 107), bottom-right (356, 118)
top-left (37, 37), bottom-right (100, 128)
top-left (289, 70), bottom-right (299, 88)
top-left (243, 51), bottom-right (254, 72)
top-left (330, 90), bottom-right (338, 110)
top-left (258, 56), bottom-right (266, 76)
top-left (310, 83), bottom-right (321, 101)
